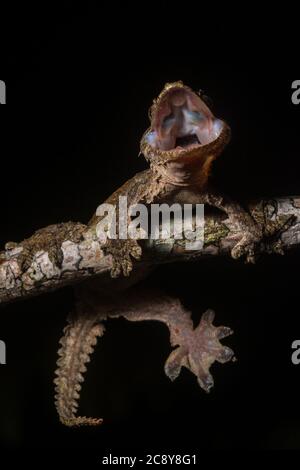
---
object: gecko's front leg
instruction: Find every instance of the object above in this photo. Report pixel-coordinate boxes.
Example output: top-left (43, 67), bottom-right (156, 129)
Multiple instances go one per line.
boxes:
top-left (104, 238), bottom-right (142, 278)
top-left (203, 189), bottom-right (263, 263)
top-left (174, 187), bottom-right (263, 263)
top-left (88, 169), bottom-right (165, 278)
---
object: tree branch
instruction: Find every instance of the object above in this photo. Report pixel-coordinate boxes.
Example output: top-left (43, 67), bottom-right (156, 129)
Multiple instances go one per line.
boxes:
top-left (0, 196), bottom-right (299, 305)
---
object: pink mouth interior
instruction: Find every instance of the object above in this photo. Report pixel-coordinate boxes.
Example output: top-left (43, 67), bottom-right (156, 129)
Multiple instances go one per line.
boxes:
top-left (147, 89), bottom-right (223, 151)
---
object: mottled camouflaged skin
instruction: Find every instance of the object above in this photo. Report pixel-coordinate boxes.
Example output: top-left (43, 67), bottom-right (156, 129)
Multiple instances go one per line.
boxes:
top-left (5, 222), bottom-right (86, 271)
top-left (54, 82), bottom-right (263, 427)
top-left (88, 82), bottom-right (261, 278)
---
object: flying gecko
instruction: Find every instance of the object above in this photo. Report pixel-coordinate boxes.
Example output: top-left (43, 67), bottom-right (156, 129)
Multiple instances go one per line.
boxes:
top-left (54, 82), bottom-right (263, 426)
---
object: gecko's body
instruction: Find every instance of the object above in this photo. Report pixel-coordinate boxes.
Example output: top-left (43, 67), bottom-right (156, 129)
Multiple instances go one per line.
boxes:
top-left (10, 82), bottom-right (260, 276)
top-left (6, 82), bottom-right (262, 427)
top-left (89, 82), bottom-right (261, 278)
top-left (53, 82), bottom-right (263, 427)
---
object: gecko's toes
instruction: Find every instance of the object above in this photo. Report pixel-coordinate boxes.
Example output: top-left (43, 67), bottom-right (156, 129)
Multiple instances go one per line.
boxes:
top-left (5, 241), bottom-right (18, 250)
top-left (111, 264), bottom-right (122, 278)
top-left (121, 258), bottom-right (133, 277)
top-left (266, 239), bottom-right (285, 256)
top-left (164, 309), bottom-right (235, 392)
top-left (164, 345), bottom-right (188, 381)
top-left (111, 257), bottom-right (133, 278)
top-left (231, 235), bottom-right (261, 264)
top-left (216, 325), bottom-right (234, 339)
top-left (246, 248), bottom-right (256, 264)
top-left (107, 239), bottom-right (142, 278)
top-left (130, 242), bottom-right (142, 260)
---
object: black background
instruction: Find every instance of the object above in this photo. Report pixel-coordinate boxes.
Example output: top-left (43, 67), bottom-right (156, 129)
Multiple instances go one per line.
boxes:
top-left (0, 4), bottom-right (300, 458)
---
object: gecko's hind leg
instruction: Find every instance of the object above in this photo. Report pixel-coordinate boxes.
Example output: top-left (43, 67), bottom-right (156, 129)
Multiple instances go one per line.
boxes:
top-left (54, 300), bottom-right (105, 427)
top-left (107, 289), bottom-right (235, 393)
top-left (55, 286), bottom-right (235, 427)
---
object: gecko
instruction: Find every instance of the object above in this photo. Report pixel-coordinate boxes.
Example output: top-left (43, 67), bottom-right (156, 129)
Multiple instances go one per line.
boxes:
top-left (88, 81), bottom-right (261, 276)
top-left (53, 82), bottom-right (263, 426)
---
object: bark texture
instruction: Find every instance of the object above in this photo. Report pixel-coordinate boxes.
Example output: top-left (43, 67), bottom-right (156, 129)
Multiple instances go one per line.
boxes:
top-left (0, 196), bottom-right (299, 305)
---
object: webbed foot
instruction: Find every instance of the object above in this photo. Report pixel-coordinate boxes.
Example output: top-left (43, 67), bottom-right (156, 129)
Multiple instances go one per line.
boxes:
top-left (105, 239), bottom-right (142, 278)
top-left (164, 309), bottom-right (235, 392)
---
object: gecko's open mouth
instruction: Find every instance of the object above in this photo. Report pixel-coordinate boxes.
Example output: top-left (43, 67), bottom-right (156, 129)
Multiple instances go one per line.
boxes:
top-left (175, 134), bottom-right (200, 147)
top-left (144, 84), bottom-right (224, 154)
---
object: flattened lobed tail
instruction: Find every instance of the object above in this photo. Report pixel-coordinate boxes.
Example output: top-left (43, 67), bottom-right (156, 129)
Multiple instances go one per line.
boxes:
top-left (54, 311), bottom-right (105, 427)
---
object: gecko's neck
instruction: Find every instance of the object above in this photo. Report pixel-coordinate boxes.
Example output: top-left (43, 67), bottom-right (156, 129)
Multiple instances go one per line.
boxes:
top-left (152, 154), bottom-right (216, 188)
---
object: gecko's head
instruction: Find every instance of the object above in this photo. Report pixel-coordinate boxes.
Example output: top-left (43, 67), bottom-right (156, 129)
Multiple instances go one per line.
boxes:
top-left (140, 81), bottom-right (231, 170)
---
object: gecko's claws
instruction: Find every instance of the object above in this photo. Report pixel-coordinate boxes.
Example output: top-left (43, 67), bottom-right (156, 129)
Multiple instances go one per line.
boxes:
top-left (265, 238), bottom-right (285, 256)
top-left (164, 309), bottom-right (235, 393)
top-left (231, 231), bottom-right (262, 264)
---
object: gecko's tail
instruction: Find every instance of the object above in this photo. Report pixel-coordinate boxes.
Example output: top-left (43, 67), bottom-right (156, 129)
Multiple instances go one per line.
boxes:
top-left (54, 308), bottom-right (105, 427)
